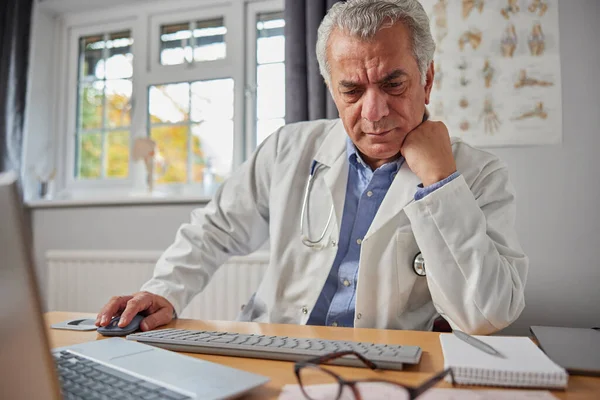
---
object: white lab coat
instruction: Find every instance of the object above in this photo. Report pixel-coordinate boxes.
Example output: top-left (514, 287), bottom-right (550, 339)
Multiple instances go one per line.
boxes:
top-left (141, 119), bottom-right (528, 335)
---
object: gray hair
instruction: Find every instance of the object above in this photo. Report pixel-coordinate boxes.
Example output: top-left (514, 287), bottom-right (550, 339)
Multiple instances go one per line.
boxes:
top-left (316, 0), bottom-right (436, 87)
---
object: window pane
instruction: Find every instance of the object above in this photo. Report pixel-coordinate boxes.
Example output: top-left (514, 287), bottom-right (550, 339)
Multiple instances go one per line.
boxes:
top-left (78, 133), bottom-right (102, 179)
top-left (106, 31), bottom-right (133, 79)
top-left (79, 81), bottom-right (104, 131)
top-left (106, 130), bottom-right (129, 178)
top-left (106, 79), bottom-right (132, 128)
top-left (80, 34), bottom-right (104, 80)
top-left (257, 118), bottom-right (285, 146)
top-left (191, 120), bottom-right (233, 183)
top-left (257, 63), bottom-right (285, 119)
top-left (257, 13), bottom-right (285, 64)
top-left (160, 22), bottom-right (192, 65)
top-left (193, 18), bottom-right (226, 62)
top-left (191, 78), bottom-right (234, 122)
top-left (191, 134), bottom-right (204, 183)
top-left (149, 83), bottom-right (190, 124)
top-left (151, 125), bottom-right (189, 184)
top-left (75, 30), bottom-right (133, 180)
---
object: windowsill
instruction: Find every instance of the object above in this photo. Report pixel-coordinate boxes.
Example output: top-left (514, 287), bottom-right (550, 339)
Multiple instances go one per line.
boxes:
top-left (26, 186), bottom-right (217, 209)
top-left (26, 194), bottom-right (213, 209)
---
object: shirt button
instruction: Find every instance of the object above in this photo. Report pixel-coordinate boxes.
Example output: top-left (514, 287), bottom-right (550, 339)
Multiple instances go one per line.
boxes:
top-left (367, 191), bottom-right (373, 197)
top-left (331, 239), bottom-right (337, 247)
top-left (356, 313), bottom-right (362, 320)
top-left (301, 306), bottom-right (308, 315)
top-left (343, 279), bottom-right (350, 287)
top-left (356, 238), bottom-right (362, 245)
top-left (331, 321), bottom-right (338, 327)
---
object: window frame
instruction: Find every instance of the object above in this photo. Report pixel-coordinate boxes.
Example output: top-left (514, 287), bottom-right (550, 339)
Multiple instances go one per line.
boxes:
top-left (64, 19), bottom-right (138, 191)
top-left (54, 0), bottom-right (279, 196)
top-left (244, 0), bottom-right (284, 159)
top-left (148, 5), bottom-right (232, 77)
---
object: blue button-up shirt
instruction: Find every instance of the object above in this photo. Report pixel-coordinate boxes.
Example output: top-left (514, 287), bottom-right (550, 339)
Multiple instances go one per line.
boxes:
top-left (307, 138), bottom-right (459, 327)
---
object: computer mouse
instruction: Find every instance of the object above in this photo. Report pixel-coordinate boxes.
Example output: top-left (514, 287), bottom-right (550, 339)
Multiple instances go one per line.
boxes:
top-left (97, 314), bottom-right (145, 337)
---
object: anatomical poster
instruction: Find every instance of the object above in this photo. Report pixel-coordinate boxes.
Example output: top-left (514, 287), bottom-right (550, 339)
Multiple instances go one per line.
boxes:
top-left (420, 0), bottom-right (562, 146)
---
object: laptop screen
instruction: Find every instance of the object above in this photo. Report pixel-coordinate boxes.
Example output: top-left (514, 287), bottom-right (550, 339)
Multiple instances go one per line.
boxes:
top-left (0, 172), bottom-right (61, 399)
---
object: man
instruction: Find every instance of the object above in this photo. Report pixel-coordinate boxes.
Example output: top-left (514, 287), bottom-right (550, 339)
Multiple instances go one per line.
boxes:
top-left (97, 0), bottom-right (528, 335)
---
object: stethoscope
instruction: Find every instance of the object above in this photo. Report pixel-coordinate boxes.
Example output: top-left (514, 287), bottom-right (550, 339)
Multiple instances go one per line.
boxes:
top-left (300, 160), bottom-right (427, 276)
top-left (300, 161), bottom-right (334, 248)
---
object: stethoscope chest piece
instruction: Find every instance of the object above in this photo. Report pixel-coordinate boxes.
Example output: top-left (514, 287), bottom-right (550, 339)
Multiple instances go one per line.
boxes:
top-left (413, 252), bottom-right (426, 276)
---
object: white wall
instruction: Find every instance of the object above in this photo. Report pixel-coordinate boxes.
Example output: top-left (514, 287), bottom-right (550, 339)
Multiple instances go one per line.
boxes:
top-left (29, 0), bottom-right (600, 334)
top-left (492, 0), bottom-right (600, 334)
top-left (31, 204), bottom-right (197, 303)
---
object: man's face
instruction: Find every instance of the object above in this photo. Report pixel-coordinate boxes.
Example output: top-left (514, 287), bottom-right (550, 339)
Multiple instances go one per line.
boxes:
top-left (327, 22), bottom-right (434, 168)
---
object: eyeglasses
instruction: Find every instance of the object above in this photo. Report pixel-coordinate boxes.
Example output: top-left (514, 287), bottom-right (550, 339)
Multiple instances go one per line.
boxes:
top-left (294, 351), bottom-right (455, 400)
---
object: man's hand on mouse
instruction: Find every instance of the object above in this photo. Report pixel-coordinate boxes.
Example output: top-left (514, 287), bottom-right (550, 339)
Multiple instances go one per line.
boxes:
top-left (400, 119), bottom-right (457, 188)
top-left (95, 291), bottom-right (174, 331)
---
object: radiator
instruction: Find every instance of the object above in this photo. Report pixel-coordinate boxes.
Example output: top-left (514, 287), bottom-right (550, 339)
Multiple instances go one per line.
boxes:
top-left (46, 250), bottom-right (269, 321)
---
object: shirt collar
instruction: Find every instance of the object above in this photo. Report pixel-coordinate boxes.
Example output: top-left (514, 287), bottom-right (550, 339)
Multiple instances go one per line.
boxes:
top-left (346, 137), bottom-right (404, 175)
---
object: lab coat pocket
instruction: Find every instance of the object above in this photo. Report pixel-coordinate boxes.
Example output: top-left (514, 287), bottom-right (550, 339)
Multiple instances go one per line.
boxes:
top-left (396, 233), bottom-right (431, 313)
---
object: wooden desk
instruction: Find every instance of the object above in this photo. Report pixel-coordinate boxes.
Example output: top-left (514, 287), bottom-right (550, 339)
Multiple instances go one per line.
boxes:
top-left (46, 312), bottom-right (599, 399)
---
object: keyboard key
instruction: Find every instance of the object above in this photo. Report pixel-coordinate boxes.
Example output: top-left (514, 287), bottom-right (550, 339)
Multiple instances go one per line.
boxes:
top-left (130, 387), bottom-right (150, 396)
top-left (112, 380), bottom-right (130, 389)
top-left (209, 335), bottom-right (237, 343)
top-left (256, 337), bottom-right (273, 346)
top-left (230, 335), bottom-right (252, 345)
top-left (270, 338), bottom-right (286, 347)
top-left (137, 381), bottom-right (162, 391)
top-left (121, 383), bottom-right (141, 392)
top-left (243, 336), bottom-right (261, 345)
top-left (281, 339), bottom-right (298, 349)
top-left (92, 364), bottom-right (142, 383)
top-left (144, 393), bottom-right (164, 400)
top-left (158, 389), bottom-right (191, 400)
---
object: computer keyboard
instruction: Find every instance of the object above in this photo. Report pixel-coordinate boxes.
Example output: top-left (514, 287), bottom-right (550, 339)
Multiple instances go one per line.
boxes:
top-left (127, 329), bottom-right (421, 370)
top-left (54, 350), bottom-right (192, 400)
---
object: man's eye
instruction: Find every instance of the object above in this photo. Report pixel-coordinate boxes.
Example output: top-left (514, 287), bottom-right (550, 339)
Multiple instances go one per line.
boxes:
top-left (385, 82), bottom-right (404, 88)
top-left (343, 89), bottom-right (359, 95)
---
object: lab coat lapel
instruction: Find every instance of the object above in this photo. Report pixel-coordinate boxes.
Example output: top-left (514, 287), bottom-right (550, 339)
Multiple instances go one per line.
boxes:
top-left (322, 152), bottom-right (349, 234)
top-left (313, 120), bottom-right (349, 236)
top-left (365, 161), bottom-right (422, 239)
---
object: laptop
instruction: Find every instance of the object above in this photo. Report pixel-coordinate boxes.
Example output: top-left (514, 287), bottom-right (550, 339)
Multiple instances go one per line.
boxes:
top-left (0, 171), bottom-right (269, 400)
top-left (530, 325), bottom-right (600, 376)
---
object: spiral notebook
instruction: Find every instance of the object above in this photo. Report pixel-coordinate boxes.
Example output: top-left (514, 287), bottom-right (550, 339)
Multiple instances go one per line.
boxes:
top-left (440, 334), bottom-right (568, 389)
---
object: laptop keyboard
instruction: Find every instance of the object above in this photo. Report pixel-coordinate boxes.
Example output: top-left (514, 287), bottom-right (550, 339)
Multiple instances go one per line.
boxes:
top-left (54, 350), bottom-right (192, 400)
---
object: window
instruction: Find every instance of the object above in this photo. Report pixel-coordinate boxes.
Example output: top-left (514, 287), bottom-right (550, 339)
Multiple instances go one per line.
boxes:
top-left (57, 0), bottom-right (284, 195)
top-left (255, 12), bottom-right (285, 147)
top-left (75, 31), bottom-right (133, 180)
top-left (159, 18), bottom-right (226, 66)
top-left (148, 79), bottom-right (234, 184)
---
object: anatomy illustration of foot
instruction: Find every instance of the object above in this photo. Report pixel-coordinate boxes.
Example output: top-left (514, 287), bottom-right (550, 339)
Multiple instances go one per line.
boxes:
top-left (513, 102), bottom-right (548, 120)
top-left (514, 70), bottom-right (553, 88)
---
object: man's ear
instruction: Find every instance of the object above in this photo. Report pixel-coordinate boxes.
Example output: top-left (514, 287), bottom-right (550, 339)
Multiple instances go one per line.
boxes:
top-left (424, 61), bottom-right (435, 105)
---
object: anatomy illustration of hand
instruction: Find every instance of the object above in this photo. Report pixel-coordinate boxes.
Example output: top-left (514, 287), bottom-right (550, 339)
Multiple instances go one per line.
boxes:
top-left (480, 98), bottom-right (500, 134)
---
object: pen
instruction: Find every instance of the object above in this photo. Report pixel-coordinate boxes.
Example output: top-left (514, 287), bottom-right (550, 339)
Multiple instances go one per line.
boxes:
top-left (453, 330), bottom-right (505, 358)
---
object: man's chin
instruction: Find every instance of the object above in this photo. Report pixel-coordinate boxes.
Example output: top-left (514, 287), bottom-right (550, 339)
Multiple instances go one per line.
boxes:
top-left (361, 146), bottom-right (403, 164)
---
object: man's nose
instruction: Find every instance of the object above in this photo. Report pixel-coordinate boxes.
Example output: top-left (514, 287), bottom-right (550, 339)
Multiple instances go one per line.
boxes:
top-left (361, 89), bottom-right (389, 122)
